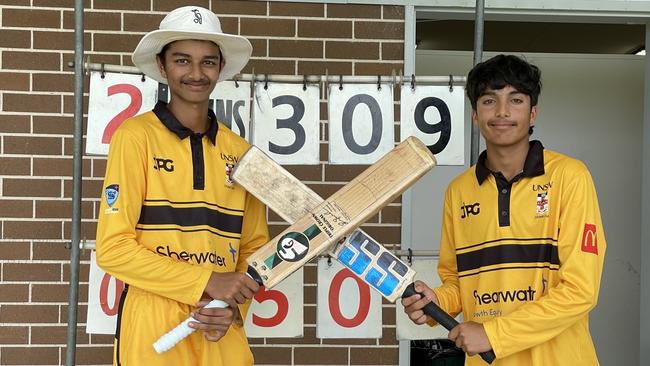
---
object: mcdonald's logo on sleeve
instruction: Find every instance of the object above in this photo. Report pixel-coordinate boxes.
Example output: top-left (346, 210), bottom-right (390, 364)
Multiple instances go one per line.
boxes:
top-left (581, 224), bottom-right (598, 254)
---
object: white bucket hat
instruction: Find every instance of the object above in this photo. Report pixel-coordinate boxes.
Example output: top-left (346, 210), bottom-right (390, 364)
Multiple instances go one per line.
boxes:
top-left (132, 6), bottom-right (252, 84)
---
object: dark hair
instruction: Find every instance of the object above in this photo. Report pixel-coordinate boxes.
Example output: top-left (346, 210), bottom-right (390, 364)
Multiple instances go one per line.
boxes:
top-left (466, 54), bottom-right (542, 110)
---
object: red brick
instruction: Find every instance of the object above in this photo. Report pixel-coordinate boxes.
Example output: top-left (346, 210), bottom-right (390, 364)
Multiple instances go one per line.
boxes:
top-left (212, 0), bottom-right (267, 15)
top-left (123, 13), bottom-right (165, 32)
top-left (0, 29), bottom-right (31, 48)
top-left (34, 242), bottom-right (87, 261)
top-left (3, 8), bottom-right (61, 29)
top-left (0, 326), bottom-right (28, 344)
top-left (0, 0), bottom-right (29, 5)
top-left (328, 4), bottom-right (381, 19)
top-left (3, 263), bottom-right (61, 282)
top-left (0, 157), bottom-right (30, 176)
top-left (243, 38), bottom-right (265, 58)
top-left (242, 59), bottom-right (295, 76)
top-left (0, 199), bottom-right (32, 218)
top-left (63, 10), bottom-right (122, 31)
top-left (380, 205), bottom-right (401, 224)
top-left (0, 284), bottom-right (29, 302)
top-left (33, 283), bottom-right (87, 303)
top-left (383, 6), bottom-right (405, 20)
top-left (359, 225), bottom-right (401, 244)
top-left (63, 94), bottom-right (89, 115)
top-left (152, 0), bottom-right (210, 11)
top-left (3, 93), bottom-right (61, 114)
top-left (295, 346), bottom-right (348, 364)
top-left (31, 325), bottom-right (88, 345)
top-left (270, 2), bottom-right (324, 17)
top-left (219, 16), bottom-right (238, 34)
top-left (2, 51), bottom-right (61, 71)
top-left (94, 0), bottom-right (149, 10)
top-left (63, 178), bottom-right (103, 200)
top-left (250, 346), bottom-right (293, 365)
top-left (32, 72), bottom-right (75, 92)
top-left (353, 62), bottom-right (403, 76)
top-left (33, 0), bottom-right (90, 7)
top-left (241, 18), bottom-right (295, 37)
top-left (0, 242), bottom-right (30, 260)
top-left (3, 178), bottom-right (62, 198)
top-left (326, 41), bottom-right (379, 60)
top-left (93, 33), bottom-right (142, 52)
top-left (33, 157), bottom-right (91, 177)
top-left (33, 115), bottom-right (74, 135)
top-left (70, 345), bottom-right (113, 364)
top-left (0, 346), bottom-right (60, 365)
top-left (350, 347), bottom-right (398, 364)
top-left (298, 61), bottom-right (352, 76)
top-left (3, 220), bottom-right (62, 239)
top-left (3, 136), bottom-right (62, 155)
top-left (63, 52), bottom-right (121, 68)
top-left (382, 42), bottom-right (404, 60)
top-left (325, 164), bottom-right (366, 181)
top-left (298, 19), bottom-right (352, 38)
top-left (61, 303), bottom-right (87, 323)
top-left (355, 21), bottom-right (404, 40)
top-left (0, 115), bottom-right (30, 133)
top-left (269, 39), bottom-right (323, 58)
top-left (0, 304), bottom-right (60, 323)
top-left (93, 158), bottom-right (107, 178)
top-left (33, 30), bottom-right (91, 51)
top-left (63, 220), bottom-right (98, 241)
top-left (283, 164), bottom-right (322, 181)
top-left (36, 199), bottom-right (94, 219)
top-left (0, 72), bottom-right (30, 91)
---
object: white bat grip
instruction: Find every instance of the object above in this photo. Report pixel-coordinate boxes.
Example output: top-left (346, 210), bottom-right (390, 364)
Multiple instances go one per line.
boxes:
top-left (152, 299), bottom-right (228, 354)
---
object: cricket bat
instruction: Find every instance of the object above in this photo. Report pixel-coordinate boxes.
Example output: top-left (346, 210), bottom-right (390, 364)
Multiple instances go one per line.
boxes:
top-left (153, 136), bottom-right (436, 353)
top-left (232, 137), bottom-right (496, 364)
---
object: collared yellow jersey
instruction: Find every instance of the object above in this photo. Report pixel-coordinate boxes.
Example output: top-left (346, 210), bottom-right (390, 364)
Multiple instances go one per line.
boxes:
top-left (433, 141), bottom-right (606, 365)
top-left (96, 102), bottom-right (269, 366)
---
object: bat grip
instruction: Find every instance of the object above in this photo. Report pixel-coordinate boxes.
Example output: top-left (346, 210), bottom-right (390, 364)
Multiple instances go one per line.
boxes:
top-left (247, 265), bottom-right (264, 286)
top-left (402, 283), bottom-right (496, 364)
top-left (152, 299), bottom-right (228, 353)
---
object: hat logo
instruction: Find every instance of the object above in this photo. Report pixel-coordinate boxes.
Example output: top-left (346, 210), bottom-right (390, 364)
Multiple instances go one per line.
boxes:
top-left (191, 9), bottom-right (202, 24)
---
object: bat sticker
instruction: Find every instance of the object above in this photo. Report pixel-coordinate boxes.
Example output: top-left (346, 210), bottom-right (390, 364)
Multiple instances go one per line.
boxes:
top-left (264, 224), bottom-right (321, 269)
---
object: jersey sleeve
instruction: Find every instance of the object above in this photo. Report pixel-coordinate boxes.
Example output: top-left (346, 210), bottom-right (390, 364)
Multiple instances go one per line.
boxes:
top-left (432, 186), bottom-right (463, 320)
top-left (482, 164), bottom-right (606, 358)
top-left (235, 191), bottom-right (270, 320)
top-left (95, 126), bottom-right (212, 306)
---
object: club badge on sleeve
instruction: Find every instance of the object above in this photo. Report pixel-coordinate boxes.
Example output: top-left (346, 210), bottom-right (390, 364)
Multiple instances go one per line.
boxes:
top-left (104, 184), bottom-right (120, 214)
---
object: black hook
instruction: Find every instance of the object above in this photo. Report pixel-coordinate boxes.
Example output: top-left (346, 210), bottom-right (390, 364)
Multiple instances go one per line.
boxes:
top-left (377, 75), bottom-right (382, 91)
top-left (141, 73), bottom-right (146, 82)
top-left (100, 63), bottom-right (106, 79)
top-left (339, 75), bottom-right (343, 91)
top-left (303, 75), bottom-right (307, 91)
top-left (407, 248), bottom-right (413, 265)
top-left (449, 74), bottom-right (454, 93)
top-left (411, 74), bottom-right (416, 91)
top-left (264, 74), bottom-right (269, 90)
top-left (327, 256), bottom-right (332, 266)
top-left (234, 75), bottom-right (239, 88)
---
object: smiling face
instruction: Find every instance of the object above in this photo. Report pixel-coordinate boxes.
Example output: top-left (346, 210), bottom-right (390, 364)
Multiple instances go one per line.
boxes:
top-left (472, 85), bottom-right (537, 150)
top-left (156, 39), bottom-right (224, 105)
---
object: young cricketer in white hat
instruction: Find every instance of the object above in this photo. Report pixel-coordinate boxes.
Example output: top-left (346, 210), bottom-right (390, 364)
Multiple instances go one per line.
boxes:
top-left (96, 6), bottom-right (269, 365)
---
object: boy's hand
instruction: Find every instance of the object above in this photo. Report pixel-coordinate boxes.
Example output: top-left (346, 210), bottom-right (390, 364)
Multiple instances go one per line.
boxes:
top-left (203, 272), bottom-right (260, 308)
top-left (189, 300), bottom-right (238, 342)
top-left (449, 321), bottom-right (493, 356)
top-left (401, 280), bottom-right (439, 325)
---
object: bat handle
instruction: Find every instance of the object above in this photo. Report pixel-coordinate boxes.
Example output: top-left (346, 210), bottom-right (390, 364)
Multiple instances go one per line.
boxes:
top-left (402, 283), bottom-right (496, 364)
top-left (247, 265), bottom-right (264, 286)
top-left (152, 299), bottom-right (228, 353)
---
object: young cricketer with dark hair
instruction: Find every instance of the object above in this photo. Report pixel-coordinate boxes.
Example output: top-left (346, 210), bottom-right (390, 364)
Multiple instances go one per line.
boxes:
top-left (402, 54), bottom-right (606, 365)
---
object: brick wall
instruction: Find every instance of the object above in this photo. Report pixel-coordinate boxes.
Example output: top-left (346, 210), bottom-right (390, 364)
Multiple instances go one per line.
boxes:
top-left (0, 1), bottom-right (405, 364)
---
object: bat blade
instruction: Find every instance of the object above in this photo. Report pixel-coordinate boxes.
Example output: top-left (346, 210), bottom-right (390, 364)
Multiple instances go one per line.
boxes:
top-left (233, 137), bottom-right (496, 364)
top-left (237, 136), bottom-right (436, 289)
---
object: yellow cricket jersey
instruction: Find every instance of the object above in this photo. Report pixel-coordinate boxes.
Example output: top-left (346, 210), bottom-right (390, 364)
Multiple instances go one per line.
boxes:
top-left (433, 141), bottom-right (606, 365)
top-left (96, 102), bottom-right (269, 366)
